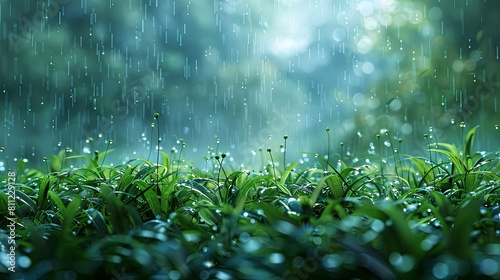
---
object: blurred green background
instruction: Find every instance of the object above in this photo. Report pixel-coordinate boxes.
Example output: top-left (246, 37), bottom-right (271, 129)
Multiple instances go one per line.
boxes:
top-left (1, 0), bottom-right (500, 169)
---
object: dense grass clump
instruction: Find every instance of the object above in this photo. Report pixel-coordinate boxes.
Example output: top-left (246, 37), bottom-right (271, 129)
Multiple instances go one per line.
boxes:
top-left (1, 126), bottom-right (499, 279)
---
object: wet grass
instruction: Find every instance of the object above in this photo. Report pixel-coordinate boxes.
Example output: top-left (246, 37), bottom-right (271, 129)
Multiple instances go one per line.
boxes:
top-left (0, 126), bottom-right (499, 279)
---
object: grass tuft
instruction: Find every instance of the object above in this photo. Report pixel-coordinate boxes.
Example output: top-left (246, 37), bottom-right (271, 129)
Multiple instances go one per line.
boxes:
top-left (0, 126), bottom-right (499, 279)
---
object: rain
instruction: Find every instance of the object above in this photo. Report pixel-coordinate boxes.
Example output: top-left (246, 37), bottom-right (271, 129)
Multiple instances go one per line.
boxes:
top-left (1, 0), bottom-right (499, 170)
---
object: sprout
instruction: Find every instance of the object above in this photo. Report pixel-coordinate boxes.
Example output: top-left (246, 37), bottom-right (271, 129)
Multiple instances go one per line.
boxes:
top-left (153, 113), bottom-right (160, 119)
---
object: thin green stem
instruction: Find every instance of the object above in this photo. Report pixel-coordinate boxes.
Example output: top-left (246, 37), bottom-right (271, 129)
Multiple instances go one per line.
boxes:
top-left (154, 113), bottom-right (160, 187)
top-left (376, 134), bottom-right (384, 184)
top-left (268, 149), bottom-right (277, 182)
top-left (215, 154), bottom-right (228, 201)
top-left (283, 135), bottom-right (288, 173)
top-left (325, 128), bottom-right (331, 173)
top-left (99, 141), bottom-right (111, 169)
top-left (147, 121), bottom-right (155, 162)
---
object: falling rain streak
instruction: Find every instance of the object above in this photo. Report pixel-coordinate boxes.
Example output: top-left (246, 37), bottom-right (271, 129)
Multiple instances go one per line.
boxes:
top-left (0, 0), bottom-right (499, 169)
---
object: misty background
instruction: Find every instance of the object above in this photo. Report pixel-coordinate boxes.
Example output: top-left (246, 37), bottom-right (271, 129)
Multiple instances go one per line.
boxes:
top-left (1, 0), bottom-right (500, 171)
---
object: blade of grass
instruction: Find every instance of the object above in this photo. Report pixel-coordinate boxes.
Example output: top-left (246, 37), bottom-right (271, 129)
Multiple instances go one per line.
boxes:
top-left (48, 190), bottom-right (66, 212)
top-left (279, 162), bottom-right (298, 185)
top-left (85, 208), bottom-right (109, 235)
top-left (134, 179), bottom-right (161, 217)
top-left (62, 196), bottom-right (81, 234)
top-left (100, 185), bottom-right (130, 234)
top-left (463, 125), bottom-right (479, 167)
top-left (36, 175), bottom-right (51, 210)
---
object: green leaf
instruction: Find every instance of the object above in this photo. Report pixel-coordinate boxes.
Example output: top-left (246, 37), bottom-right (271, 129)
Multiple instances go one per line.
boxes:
top-left (94, 149), bottom-right (115, 165)
top-left (65, 154), bottom-right (107, 178)
top-left (48, 190), bottom-right (66, 212)
top-left (279, 162), bottom-right (298, 185)
top-left (449, 198), bottom-right (481, 257)
top-left (431, 143), bottom-right (466, 174)
top-left (160, 180), bottom-right (177, 212)
top-left (85, 208), bottom-right (109, 234)
top-left (326, 174), bottom-right (344, 199)
top-left (116, 167), bottom-right (135, 192)
top-left (180, 179), bottom-right (219, 205)
top-left (0, 192), bottom-right (9, 215)
top-left (409, 157), bottom-right (435, 186)
top-left (355, 201), bottom-right (424, 257)
top-left (319, 199), bottom-right (347, 221)
top-left (15, 190), bottom-right (38, 214)
top-left (312, 174), bottom-right (344, 204)
top-left (37, 175), bottom-right (51, 210)
top-left (100, 185), bottom-right (130, 234)
top-left (134, 179), bottom-right (161, 217)
top-left (464, 171), bottom-right (479, 193)
top-left (275, 181), bottom-right (292, 196)
top-left (463, 125), bottom-right (479, 168)
top-left (50, 154), bottom-right (62, 172)
top-left (161, 151), bottom-right (172, 177)
top-left (235, 171), bottom-right (249, 188)
top-left (199, 208), bottom-right (221, 226)
top-left (62, 196), bottom-right (81, 233)
top-left (234, 176), bottom-right (269, 206)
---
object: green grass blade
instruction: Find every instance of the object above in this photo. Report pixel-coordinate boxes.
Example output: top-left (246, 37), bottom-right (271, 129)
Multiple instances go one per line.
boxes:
top-left (50, 154), bottom-right (62, 172)
top-left (312, 174), bottom-right (344, 204)
top-left (0, 192), bottom-right (8, 216)
top-left (279, 162), bottom-right (298, 185)
top-left (85, 208), bottom-right (109, 234)
top-left (66, 155), bottom-right (106, 178)
top-left (431, 144), bottom-right (466, 174)
top-left (463, 126), bottom-right (478, 166)
top-left (100, 185), bottom-right (130, 234)
top-left (326, 174), bottom-right (344, 199)
top-left (62, 196), bottom-right (81, 234)
top-left (134, 179), bottom-right (161, 217)
top-left (161, 151), bottom-right (172, 179)
top-left (449, 198), bottom-right (481, 257)
top-left (408, 157), bottom-right (435, 186)
top-left (180, 179), bottom-right (219, 205)
top-left (15, 189), bottom-right (38, 214)
top-left (234, 176), bottom-right (269, 206)
top-left (36, 175), bottom-right (51, 210)
top-left (355, 201), bottom-right (423, 257)
top-left (275, 181), bottom-right (292, 196)
top-left (48, 190), bottom-right (66, 213)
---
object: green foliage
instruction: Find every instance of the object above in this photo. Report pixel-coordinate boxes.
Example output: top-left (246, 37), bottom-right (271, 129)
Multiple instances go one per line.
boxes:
top-left (0, 127), bottom-right (499, 279)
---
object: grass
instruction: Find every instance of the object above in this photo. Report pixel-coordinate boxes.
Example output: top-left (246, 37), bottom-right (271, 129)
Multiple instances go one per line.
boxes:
top-left (0, 124), bottom-right (499, 279)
